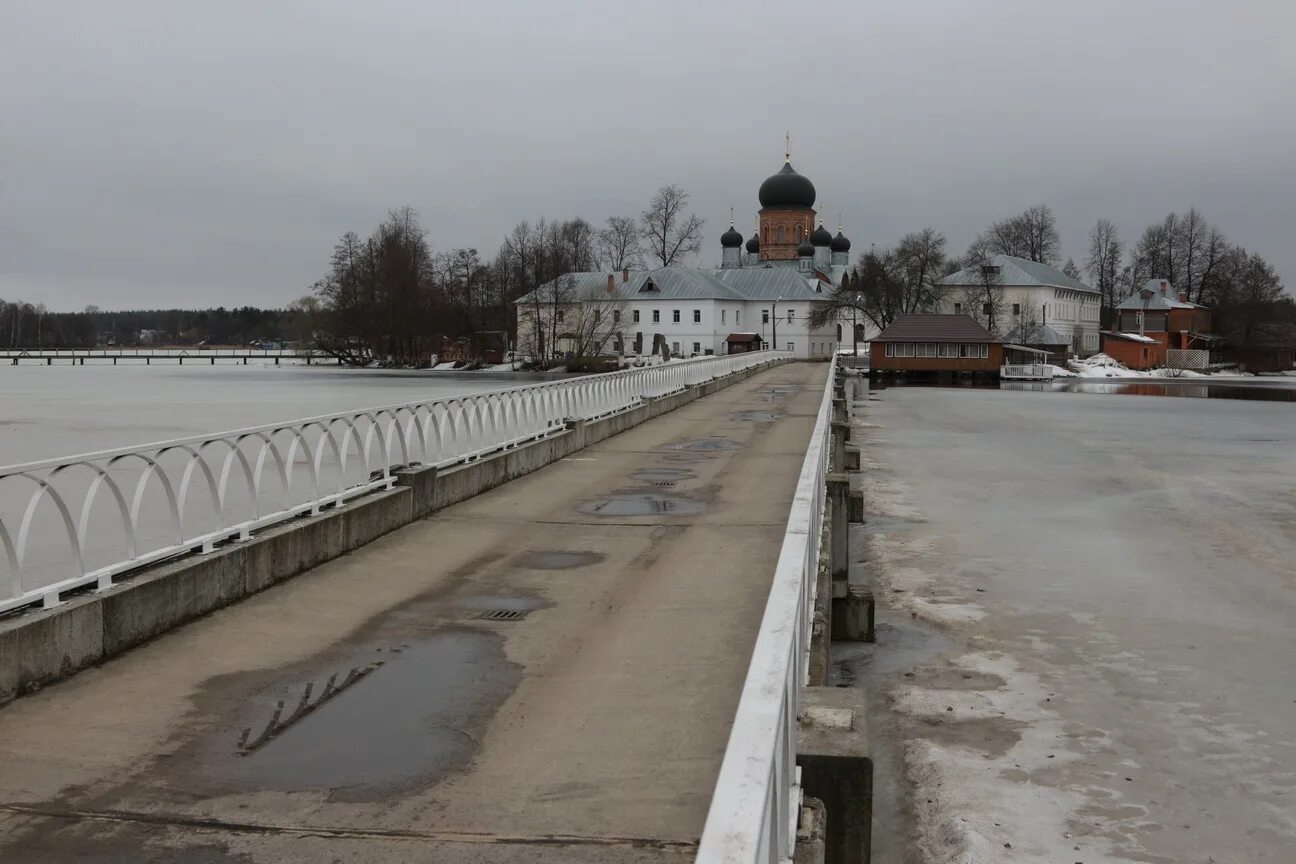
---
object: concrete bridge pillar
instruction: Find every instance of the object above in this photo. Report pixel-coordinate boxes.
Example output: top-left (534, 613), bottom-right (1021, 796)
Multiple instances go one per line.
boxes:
top-left (827, 473), bottom-right (849, 582)
top-left (830, 420), bottom-right (849, 473)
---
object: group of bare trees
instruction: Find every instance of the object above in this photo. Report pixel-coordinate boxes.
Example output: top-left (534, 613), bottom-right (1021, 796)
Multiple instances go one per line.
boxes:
top-left (965, 204), bottom-right (1062, 266)
top-left (1082, 208), bottom-right (1290, 344)
top-left (297, 184), bottom-right (704, 366)
top-left (809, 228), bottom-right (950, 333)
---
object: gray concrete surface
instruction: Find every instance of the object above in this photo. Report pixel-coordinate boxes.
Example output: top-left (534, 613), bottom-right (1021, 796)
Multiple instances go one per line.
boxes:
top-left (844, 385), bottom-right (1296, 864)
top-left (0, 362), bottom-right (828, 863)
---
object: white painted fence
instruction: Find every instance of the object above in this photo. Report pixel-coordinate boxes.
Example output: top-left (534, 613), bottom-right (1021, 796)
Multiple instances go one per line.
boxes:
top-left (999, 363), bottom-right (1053, 380)
top-left (696, 356), bottom-right (834, 864)
top-left (0, 352), bottom-right (783, 615)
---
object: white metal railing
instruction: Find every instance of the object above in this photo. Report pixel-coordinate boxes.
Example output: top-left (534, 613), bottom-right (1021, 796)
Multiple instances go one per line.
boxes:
top-left (0, 351), bottom-right (786, 615)
top-left (696, 355), bottom-right (835, 864)
top-left (0, 348), bottom-right (308, 357)
top-left (1000, 363), bottom-right (1053, 379)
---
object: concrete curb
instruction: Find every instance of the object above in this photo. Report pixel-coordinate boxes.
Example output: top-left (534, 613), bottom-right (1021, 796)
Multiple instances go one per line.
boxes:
top-left (0, 359), bottom-right (786, 706)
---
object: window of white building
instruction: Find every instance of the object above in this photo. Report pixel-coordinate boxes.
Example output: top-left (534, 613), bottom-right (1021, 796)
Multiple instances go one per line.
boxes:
top-left (673, 310), bottom-right (680, 323)
top-left (652, 310), bottom-right (660, 323)
top-left (693, 309), bottom-right (701, 324)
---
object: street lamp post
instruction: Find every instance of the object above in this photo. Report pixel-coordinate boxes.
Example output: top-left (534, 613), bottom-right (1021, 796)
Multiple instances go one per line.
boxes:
top-left (853, 293), bottom-right (861, 359)
top-left (771, 295), bottom-right (782, 352)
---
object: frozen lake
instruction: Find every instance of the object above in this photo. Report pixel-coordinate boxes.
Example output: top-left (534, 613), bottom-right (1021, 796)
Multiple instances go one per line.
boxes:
top-left (0, 363), bottom-right (558, 465)
top-left (852, 383), bottom-right (1296, 862)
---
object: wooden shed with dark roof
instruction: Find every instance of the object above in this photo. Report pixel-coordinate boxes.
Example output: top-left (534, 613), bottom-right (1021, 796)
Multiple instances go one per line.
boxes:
top-left (871, 313), bottom-right (1003, 373)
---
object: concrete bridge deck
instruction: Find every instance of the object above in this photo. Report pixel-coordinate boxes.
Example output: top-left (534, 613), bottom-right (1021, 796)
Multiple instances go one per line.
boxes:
top-left (0, 362), bottom-right (828, 863)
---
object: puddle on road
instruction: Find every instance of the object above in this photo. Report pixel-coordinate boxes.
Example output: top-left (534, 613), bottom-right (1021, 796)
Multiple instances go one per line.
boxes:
top-left (659, 453), bottom-right (710, 464)
top-left (512, 550), bottom-right (606, 570)
top-left (668, 437), bottom-right (740, 451)
top-left (579, 493), bottom-right (704, 517)
top-left (730, 410), bottom-right (783, 423)
top-left (212, 630), bottom-right (519, 802)
top-left (758, 386), bottom-right (800, 403)
top-left (630, 468), bottom-right (696, 483)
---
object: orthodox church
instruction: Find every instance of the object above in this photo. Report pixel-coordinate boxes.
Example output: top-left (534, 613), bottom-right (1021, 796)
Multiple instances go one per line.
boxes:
top-left (518, 151), bottom-right (853, 360)
top-left (719, 149), bottom-right (853, 288)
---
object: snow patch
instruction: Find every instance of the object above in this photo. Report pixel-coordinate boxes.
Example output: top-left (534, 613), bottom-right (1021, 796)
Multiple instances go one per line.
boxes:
top-left (896, 653), bottom-right (1139, 863)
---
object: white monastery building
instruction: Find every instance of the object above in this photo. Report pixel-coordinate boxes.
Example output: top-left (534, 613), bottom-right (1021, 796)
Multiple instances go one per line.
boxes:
top-left (517, 153), bottom-right (852, 360)
top-left (936, 255), bottom-right (1102, 355)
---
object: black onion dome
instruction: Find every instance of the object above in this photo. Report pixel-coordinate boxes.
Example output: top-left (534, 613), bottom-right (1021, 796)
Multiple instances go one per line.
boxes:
top-left (746, 232), bottom-right (760, 253)
top-left (831, 231), bottom-right (851, 252)
top-left (758, 161), bottom-right (817, 208)
top-left (797, 235), bottom-right (815, 257)
top-left (811, 223), bottom-right (833, 246)
top-left (720, 224), bottom-right (743, 248)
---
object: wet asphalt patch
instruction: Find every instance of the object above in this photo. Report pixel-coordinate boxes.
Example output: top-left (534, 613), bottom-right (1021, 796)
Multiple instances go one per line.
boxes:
top-left (579, 493), bottom-right (705, 517)
top-left (513, 550), bottom-right (607, 570)
top-left (668, 437), bottom-right (740, 451)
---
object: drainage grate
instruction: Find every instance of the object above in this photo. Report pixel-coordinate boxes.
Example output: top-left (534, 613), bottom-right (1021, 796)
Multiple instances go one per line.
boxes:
top-left (653, 480), bottom-right (676, 487)
top-left (478, 609), bottom-right (528, 621)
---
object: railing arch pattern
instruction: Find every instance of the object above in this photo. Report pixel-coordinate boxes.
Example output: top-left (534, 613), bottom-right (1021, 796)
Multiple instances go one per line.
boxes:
top-left (1, 352), bottom-right (786, 615)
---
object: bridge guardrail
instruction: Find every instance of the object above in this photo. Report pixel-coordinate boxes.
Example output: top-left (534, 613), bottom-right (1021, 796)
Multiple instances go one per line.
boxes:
top-left (696, 355), bottom-right (834, 864)
top-left (0, 351), bottom-right (787, 615)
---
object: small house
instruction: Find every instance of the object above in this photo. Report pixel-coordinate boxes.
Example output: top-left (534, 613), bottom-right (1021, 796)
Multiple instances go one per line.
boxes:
top-left (870, 314), bottom-right (1002, 374)
top-left (1099, 330), bottom-right (1165, 370)
top-left (1105, 279), bottom-right (1214, 369)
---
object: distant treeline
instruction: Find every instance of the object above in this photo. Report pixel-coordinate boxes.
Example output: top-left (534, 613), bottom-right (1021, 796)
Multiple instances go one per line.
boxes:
top-left (0, 300), bottom-right (291, 349)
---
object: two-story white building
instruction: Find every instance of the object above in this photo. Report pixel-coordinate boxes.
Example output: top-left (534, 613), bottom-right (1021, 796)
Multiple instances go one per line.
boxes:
top-left (936, 255), bottom-right (1102, 355)
top-left (516, 265), bottom-right (841, 360)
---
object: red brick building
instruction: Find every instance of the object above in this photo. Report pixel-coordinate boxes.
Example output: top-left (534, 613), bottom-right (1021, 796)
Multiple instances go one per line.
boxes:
top-left (1102, 279), bottom-right (1213, 369)
top-left (870, 314), bottom-right (1003, 373)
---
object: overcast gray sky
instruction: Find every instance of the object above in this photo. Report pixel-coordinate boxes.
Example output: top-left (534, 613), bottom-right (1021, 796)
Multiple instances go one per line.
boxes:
top-left (3, 0), bottom-right (1293, 311)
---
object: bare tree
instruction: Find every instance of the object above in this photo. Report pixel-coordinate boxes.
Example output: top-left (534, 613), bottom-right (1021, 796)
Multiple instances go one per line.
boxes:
top-left (809, 229), bottom-right (947, 334)
top-left (966, 204), bottom-right (1060, 265)
top-left (1177, 207), bottom-right (1209, 302)
top-left (1195, 226), bottom-right (1231, 305)
top-left (561, 280), bottom-right (629, 365)
top-left (597, 216), bottom-right (643, 271)
top-left (961, 264), bottom-right (1007, 336)
top-left (641, 184), bottom-right (705, 267)
top-left (1085, 218), bottom-right (1124, 318)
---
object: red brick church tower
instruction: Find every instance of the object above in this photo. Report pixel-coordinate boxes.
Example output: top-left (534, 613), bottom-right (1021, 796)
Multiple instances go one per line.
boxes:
top-left (757, 141), bottom-right (817, 262)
